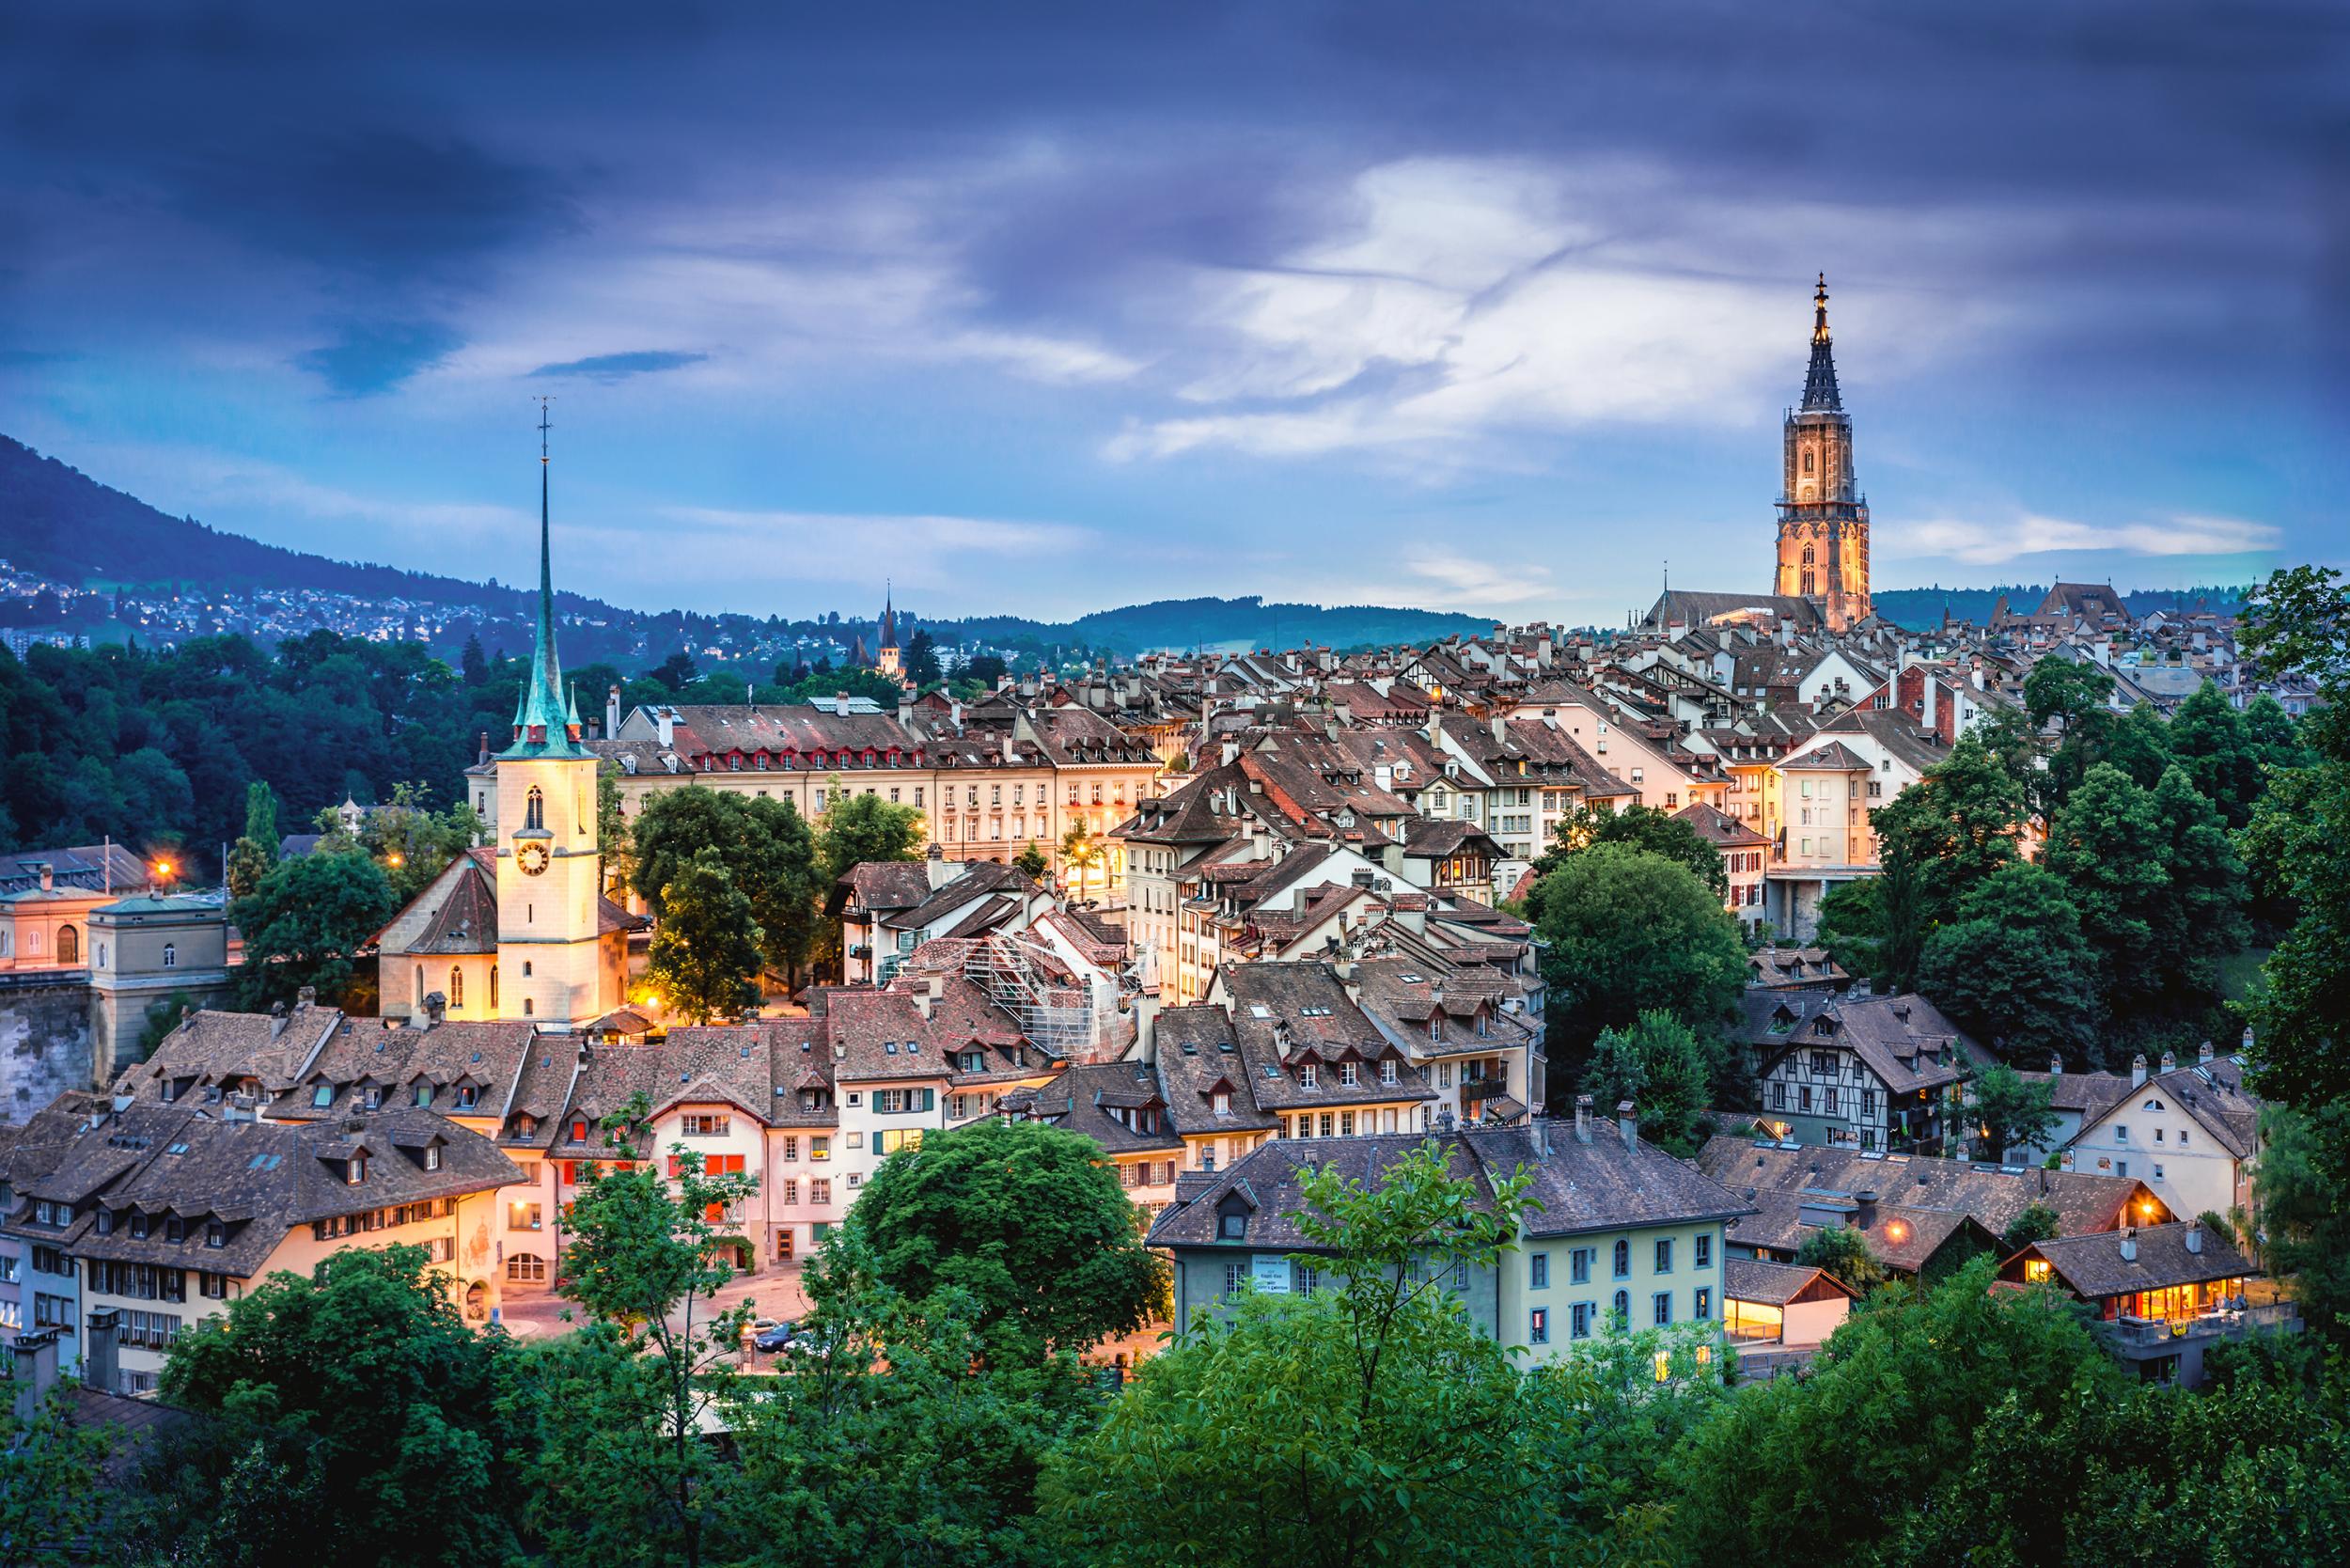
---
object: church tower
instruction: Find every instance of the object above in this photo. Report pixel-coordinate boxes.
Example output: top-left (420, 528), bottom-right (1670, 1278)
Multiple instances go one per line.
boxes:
top-left (494, 404), bottom-right (613, 1027)
top-left (875, 581), bottom-right (902, 682)
top-left (1774, 274), bottom-right (1872, 630)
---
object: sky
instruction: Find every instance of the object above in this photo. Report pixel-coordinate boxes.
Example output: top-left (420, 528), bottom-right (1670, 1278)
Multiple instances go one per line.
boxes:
top-left (1, 1), bottom-right (2344, 625)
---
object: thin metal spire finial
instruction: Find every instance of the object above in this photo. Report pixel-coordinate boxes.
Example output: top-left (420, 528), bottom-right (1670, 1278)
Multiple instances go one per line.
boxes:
top-left (536, 395), bottom-right (554, 462)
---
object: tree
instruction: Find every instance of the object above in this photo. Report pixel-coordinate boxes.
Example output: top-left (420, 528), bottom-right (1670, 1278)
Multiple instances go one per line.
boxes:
top-left (2169, 679), bottom-right (2261, 827)
top-left (1965, 1061), bottom-right (2060, 1163)
top-left (1058, 821), bottom-right (1104, 902)
top-left (1813, 875), bottom-right (1889, 987)
top-left (224, 779), bottom-right (280, 898)
top-left (812, 781), bottom-right (926, 978)
top-left (1579, 1009), bottom-right (1718, 1155)
top-left (228, 852), bottom-right (396, 1008)
top-left (1010, 842), bottom-right (1048, 881)
top-left (1042, 1141), bottom-right (1576, 1568)
top-left (1531, 842), bottom-right (1747, 1068)
top-left (314, 780), bottom-right (484, 904)
top-left (460, 633), bottom-right (489, 687)
top-left (1868, 733), bottom-right (2029, 988)
top-left (2024, 656), bottom-right (2119, 817)
top-left (649, 651), bottom-right (699, 692)
top-left (965, 652), bottom-right (1008, 687)
top-left (904, 629), bottom-right (941, 687)
top-left (2000, 1200), bottom-right (2061, 1255)
top-left (0, 1382), bottom-right (116, 1566)
top-left (646, 849), bottom-right (762, 1023)
top-left (137, 989), bottom-right (199, 1055)
top-left (1916, 861), bottom-right (2097, 1061)
top-left (1530, 801), bottom-right (1727, 905)
top-left (154, 1243), bottom-right (516, 1568)
top-left (1794, 1224), bottom-right (1886, 1294)
top-left (630, 785), bottom-right (819, 985)
top-left (839, 1120), bottom-right (1163, 1359)
top-left (1673, 1258), bottom-right (2113, 1564)
top-left (514, 1096), bottom-right (760, 1568)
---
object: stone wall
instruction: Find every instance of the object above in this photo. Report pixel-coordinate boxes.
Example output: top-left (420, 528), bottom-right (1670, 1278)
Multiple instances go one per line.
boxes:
top-left (0, 973), bottom-right (96, 1122)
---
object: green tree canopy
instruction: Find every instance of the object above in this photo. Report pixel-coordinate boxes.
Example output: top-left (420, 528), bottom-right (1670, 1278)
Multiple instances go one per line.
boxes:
top-left (1965, 1061), bottom-right (2060, 1163)
top-left (1529, 801), bottom-right (1728, 907)
top-left (153, 1243), bottom-right (517, 1568)
top-left (314, 779), bottom-right (483, 904)
top-left (838, 1119), bottom-right (1164, 1359)
top-left (228, 851), bottom-right (396, 1009)
top-left (1917, 861), bottom-right (2097, 1060)
top-left (1793, 1223), bottom-right (1886, 1294)
top-left (1579, 1009), bottom-right (1720, 1155)
top-left (629, 784), bottom-right (819, 983)
top-left (1532, 841), bottom-right (1747, 1070)
top-left (1867, 732), bottom-right (2029, 990)
top-left (645, 848), bottom-right (763, 1024)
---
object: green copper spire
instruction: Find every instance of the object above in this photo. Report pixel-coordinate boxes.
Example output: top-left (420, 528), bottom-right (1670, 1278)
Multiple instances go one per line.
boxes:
top-left (502, 400), bottom-right (591, 760)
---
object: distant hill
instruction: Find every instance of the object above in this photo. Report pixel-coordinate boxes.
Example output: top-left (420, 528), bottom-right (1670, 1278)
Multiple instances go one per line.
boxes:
top-left (1872, 582), bottom-right (2252, 632)
top-left (0, 433), bottom-right (1491, 662)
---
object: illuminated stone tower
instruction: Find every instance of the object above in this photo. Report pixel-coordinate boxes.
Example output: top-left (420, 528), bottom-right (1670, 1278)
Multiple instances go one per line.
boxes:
top-left (1774, 274), bottom-right (1872, 630)
top-left (875, 581), bottom-right (902, 682)
top-left (494, 402), bottom-right (613, 1026)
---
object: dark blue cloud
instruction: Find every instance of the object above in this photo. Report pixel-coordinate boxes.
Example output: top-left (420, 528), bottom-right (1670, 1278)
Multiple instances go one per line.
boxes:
top-left (294, 320), bottom-right (462, 397)
top-left (530, 350), bottom-right (709, 382)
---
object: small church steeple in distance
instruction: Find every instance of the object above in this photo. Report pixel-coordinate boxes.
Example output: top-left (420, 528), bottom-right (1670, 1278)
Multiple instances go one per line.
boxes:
top-left (876, 578), bottom-right (903, 682)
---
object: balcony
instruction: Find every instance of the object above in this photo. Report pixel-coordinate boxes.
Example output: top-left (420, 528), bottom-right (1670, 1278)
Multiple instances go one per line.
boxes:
top-left (2098, 1301), bottom-right (2299, 1354)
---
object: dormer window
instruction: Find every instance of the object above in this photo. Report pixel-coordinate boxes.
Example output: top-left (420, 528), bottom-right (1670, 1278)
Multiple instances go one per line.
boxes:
top-left (1218, 1211), bottom-right (1246, 1241)
top-left (415, 1084), bottom-right (432, 1107)
top-left (424, 1145), bottom-right (442, 1171)
top-left (206, 1221), bottom-right (226, 1248)
top-left (1302, 1064), bottom-right (1319, 1090)
top-left (130, 1212), bottom-right (149, 1239)
top-left (572, 1119), bottom-right (588, 1142)
top-left (458, 1085), bottom-right (478, 1108)
top-left (311, 1084), bottom-right (334, 1108)
top-left (165, 1216), bottom-right (185, 1242)
top-left (1212, 1090), bottom-right (1231, 1115)
top-left (95, 1209), bottom-right (114, 1235)
top-left (347, 1153), bottom-right (367, 1185)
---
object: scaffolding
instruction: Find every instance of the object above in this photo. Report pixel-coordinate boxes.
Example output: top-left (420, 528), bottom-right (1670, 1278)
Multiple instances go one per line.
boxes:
top-left (964, 930), bottom-right (1098, 1061)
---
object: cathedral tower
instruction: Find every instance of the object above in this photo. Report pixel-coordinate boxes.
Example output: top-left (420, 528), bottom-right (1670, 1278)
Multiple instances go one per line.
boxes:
top-left (1774, 275), bottom-right (1872, 630)
top-left (494, 404), bottom-right (615, 1027)
top-left (875, 581), bottom-right (902, 682)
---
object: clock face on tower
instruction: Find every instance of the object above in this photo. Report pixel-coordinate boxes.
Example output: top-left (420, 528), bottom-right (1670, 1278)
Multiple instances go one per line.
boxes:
top-left (514, 839), bottom-right (551, 876)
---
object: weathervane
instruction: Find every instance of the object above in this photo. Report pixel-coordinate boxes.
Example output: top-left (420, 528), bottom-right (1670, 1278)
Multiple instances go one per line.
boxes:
top-left (535, 395), bottom-right (555, 463)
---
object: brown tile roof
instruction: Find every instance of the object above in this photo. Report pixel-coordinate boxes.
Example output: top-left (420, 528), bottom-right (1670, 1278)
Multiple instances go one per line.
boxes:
top-left (1738, 992), bottom-right (1994, 1097)
top-left (112, 1003), bottom-right (346, 1105)
top-left (1008, 1061), bottom-right (1183, 1156)
top-left (1697, 1135), bottom-right (2163, 1243)
top-left (1153, 1006), bottom-right (1279, 1135)
top-left (1726, 1257), bottom-right (1856, 1306)
top-left (270, 1018), bottom-right (539, 1121)
top-left (2014, 1221), bottom-right (2250, 1299)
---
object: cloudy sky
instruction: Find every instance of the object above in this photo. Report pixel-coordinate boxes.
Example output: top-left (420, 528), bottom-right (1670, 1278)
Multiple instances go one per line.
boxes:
top-left (2, 2), bottom-right (2342, 623)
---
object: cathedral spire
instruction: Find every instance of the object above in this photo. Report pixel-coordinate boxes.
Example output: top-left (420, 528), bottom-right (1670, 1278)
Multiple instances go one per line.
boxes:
top-left (504, 399), bottom-right (589, 759)
top-left (1801, 272), bottom-right (1842, 413)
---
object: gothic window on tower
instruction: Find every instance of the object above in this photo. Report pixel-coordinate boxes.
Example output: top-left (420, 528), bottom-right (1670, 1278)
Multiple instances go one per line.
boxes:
top-left (525, 787), bottom-right (545, 831)
top-left (1803, 451), bottom-right (1813, 473)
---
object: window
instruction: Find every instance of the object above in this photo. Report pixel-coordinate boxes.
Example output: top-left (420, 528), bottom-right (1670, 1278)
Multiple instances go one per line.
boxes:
top-left (1528, 1252), bottom-right (1549, 1290)
top-left (1694, 1287), bottom-right (1712, 1321)
top-left (1571, 1302), bottom-right (1592, 1339)
top-left (162, 943), bottom-right (176, 968)
top-left (199, 1272), bottom-right (229, 1299)
top-left (1528, 1308), bottom-right (1549, 1345)
top-left (525, 787), bottom-right (545, 830)
top-left (416, 1083), bottom-right (433, 1107)
top-left (682, 1114), bottom-right (731, 1137)
top-left (1612, 1289), bottom-right (1629, 1324)
top-left (1571, 1247), bottom-right (1591, 1285)
top-left (346, 1153), bottom-right (366, 1185)
top-left (1613, 1239), bottom-right (1630, 1278)
top-left (312, 1083), bottom-right (334, 1108)
top-left (424, 1145), bottom-right (442, 1171)
top-left (1653, 1292), bottom-right (1672, 1326)
top-left (507, 1256), bottom-right (547, 1283)
top-left (1218, 1212), bottom-right (1246, 1241)
top-left (1339, 1062), bottom-right (1358, 1088)
top-left (1695, 1232), bottom-right (1712, 1268)
top-left (509, 1202), bottom-right (543, 1231)
top-left (2116, 1124), bottom-right (2128, 1141)
top-left (1654, 1237), bottom-right (1673, 1274)
top-left (205, 1221), bottom-right (226, 1248)
top-left (811, 1137), bottom-right (830, 1160)
top-left (449, 967), bottom-right (463, 1007)
top-left (809, 1179), bottom-right (831, 1204)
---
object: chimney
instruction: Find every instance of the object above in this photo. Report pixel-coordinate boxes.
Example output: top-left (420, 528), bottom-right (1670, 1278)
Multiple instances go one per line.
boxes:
top-left (1617, 1099), bottom-right (1637, 1152)
top-left (1532, 1115), bottom-right (1550, 1157)
top-left (1490, 713), bottom-right (1508, 745)
top-left (2130, 1054), bottom-right (2148, 1089)
top-left (2198, 1040), bottom-right (2213, 1065)
top-left (1574, 1094), bottom-right (1593, 1144)
top-left (2059, 1149), bottom-right (2075, 1172)
top-left (8, 1330), bottom-right (60, 1423)
top-left (656, 708), bottom-right (676, 748)
top-left (2158, 1050), bottom-right (2176, 1077)
top-left (606, 684), bottom-right (623, 738)
top-left (37, 864), bottom-right (52, 893)
top-left (926, 841), bottom-right (957, 890)
top-left (297, 985), bottom-right (317, 1010)
top-left (269, 1000), bottom-right (290, 1040)
top-left (2185, 1226), bottom-right (2203, 1255)
top-left (1921, 671), bottom-right (1938, 733)
top-left (423, 992), bottom-right (446, 1028)
top-left (84, 1309), bottom-right (121, 1396)
top-left (2049, 1054), bottom-right (2063, 1076)
top-left (2118, 1233), bottom-right (2137, 1262)
top-left (478, 730), bottom-right (492, 765)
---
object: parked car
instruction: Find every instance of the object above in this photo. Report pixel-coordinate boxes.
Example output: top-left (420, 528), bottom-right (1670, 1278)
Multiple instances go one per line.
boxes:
top-left (752, 1320), bottom-right (798, 1353)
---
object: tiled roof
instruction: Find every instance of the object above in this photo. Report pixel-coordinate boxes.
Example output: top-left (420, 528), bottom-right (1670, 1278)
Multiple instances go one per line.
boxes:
top-left (1697, 1135), bottom-right (2160, 1243)
top-left (2017, 1221), bottom-right (2250, 1299)
top-left (1725, 1256), bottom-right (1855, 1306)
